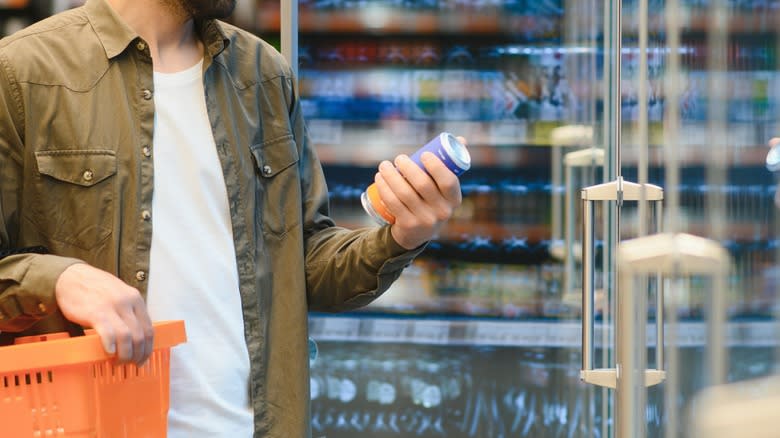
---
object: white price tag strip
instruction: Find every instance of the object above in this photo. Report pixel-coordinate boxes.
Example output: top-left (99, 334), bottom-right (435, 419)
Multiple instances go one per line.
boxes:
top-left (310, 316), bottom-right (780, 348)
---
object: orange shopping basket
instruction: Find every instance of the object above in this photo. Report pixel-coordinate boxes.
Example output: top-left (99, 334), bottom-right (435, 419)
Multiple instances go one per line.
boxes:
top-left (0, 320), bottom-right (186, 438)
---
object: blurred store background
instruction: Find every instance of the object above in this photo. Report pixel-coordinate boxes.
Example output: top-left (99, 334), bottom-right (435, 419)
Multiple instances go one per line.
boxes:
top-left (3, 0), bottom-right (779, 436)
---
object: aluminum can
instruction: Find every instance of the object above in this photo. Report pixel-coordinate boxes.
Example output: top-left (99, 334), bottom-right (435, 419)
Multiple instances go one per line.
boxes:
top-left (361, 132), bottom-right (470, 225)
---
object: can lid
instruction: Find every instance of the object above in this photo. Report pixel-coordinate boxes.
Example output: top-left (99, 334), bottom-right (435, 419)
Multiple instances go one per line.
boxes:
top-left (441, 133), bottom-right (471, 170)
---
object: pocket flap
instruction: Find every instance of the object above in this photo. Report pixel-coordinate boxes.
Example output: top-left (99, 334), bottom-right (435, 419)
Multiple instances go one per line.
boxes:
top-left (35, 150), bottom-right (117, 187)
top-left (250, 135), bottom-right (299, 178)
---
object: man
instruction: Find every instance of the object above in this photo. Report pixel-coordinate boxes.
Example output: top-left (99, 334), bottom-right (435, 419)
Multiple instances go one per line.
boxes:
top-left (0, 0), bottom-right (462, 436)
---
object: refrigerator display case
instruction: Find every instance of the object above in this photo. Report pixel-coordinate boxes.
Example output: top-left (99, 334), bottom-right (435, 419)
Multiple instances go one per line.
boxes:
top-left (3, 0), bottom-right (780, 436)
top-left (252, 0), bottom-right (779, 436)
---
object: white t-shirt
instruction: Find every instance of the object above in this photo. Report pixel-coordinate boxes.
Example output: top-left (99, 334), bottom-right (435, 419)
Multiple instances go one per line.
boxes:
top-left (145, 59), bottom-right (254, 438)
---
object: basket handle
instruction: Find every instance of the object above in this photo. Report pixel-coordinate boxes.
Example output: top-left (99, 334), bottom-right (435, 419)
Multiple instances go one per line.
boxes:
top-left (0, 320), bottom-right (186, 373)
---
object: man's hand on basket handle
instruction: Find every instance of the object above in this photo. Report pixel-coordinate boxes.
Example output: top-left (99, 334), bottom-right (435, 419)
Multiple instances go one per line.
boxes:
top-left (55, 264), bottom-right (154, 365)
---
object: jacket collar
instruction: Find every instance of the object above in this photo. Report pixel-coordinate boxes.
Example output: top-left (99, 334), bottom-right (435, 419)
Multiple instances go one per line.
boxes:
top-left (84, 0), bottom-right (229, 60)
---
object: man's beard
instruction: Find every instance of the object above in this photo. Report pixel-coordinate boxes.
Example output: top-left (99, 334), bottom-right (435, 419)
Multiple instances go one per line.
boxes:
top-left (180, 0), bottom-right (236, 20)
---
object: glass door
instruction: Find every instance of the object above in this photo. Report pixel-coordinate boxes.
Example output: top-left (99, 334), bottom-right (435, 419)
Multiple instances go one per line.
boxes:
top-left (265, 0), bottom-right (614, 436)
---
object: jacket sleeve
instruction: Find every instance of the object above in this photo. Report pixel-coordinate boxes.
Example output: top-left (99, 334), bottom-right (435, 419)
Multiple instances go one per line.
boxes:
top-left (0, 51), bottom-right (82, 332)
top-left (285, 76), bottom-right (426, 312)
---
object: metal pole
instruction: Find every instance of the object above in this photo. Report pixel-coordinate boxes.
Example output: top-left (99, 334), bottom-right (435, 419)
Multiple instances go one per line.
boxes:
top-left (709, 271), bottom-right (727, 385)
top-left (582, 197), bottom-right (595, 372)
top-left (604, 1), bottom-right (622, 436)
top-left (553, 145), bottom-right (564, 246)
top-left (665, 0), bottom-right (681, 234)
top-left (617, 272), bottom-right (640, 438)
top-left (663, 278), bottom-right (681, 438)
top-left (638, 0), bottom-right (649, 238)
top-left (655, 202), bottom-right (665, 371)
top-left (565, 164), bottom-right (576, 296)
top-left (280, 0), bottom-right (298, 80)
top-left (707, 0), bottom-right (728, 242)
top-left (608, 0), bottom-right (622, 178)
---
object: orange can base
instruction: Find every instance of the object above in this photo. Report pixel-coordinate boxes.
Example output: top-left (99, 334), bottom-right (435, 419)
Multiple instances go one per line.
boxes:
top-left (362, 183), bottom-right (396, 225)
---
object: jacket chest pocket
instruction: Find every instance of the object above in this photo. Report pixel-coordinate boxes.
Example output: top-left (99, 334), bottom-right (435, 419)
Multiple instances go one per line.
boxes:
top-left (28, 150), bottom-right (116, 250)
top-left (250, 135), bottom-right (301, 238)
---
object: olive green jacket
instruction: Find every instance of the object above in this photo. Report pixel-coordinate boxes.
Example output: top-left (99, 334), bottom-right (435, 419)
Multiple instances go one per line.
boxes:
top-left (0, 0), bottom-right (422, 436)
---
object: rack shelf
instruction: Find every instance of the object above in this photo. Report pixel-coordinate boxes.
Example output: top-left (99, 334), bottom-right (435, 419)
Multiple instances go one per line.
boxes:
top-left (0, 0), bottom-right (28, 9)
top-left (251, 7), bottom-right (780, 36)
top-left (310, 119), bottom-right (775, 167)
top-left (254, 7), bottom-right (561, 36)
top-left (309, 314), bottom-right (779, 347)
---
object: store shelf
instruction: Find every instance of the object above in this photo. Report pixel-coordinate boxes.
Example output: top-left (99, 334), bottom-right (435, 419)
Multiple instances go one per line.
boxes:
top-left (255, 6), bottom-right (561, 36)
top-left (335, 218), bottom-right (553, 244)
top-left (0, 0), bottom-right (28, 9)
top-left (309, 314), bottom-right (779, 347)
top-left (685, 10), bottom-right (780, 34)
top-left (253, 5), bottom-right (780, 36)
top-left (620, 143), bottom-right (774, 167)
top-left (624, 10), bottom-right (780, 35)
top-left (309, 118), bottom-right (777, 167)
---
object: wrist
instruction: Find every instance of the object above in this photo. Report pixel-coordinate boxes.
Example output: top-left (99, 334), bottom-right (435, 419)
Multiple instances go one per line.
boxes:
top-left (389, 225), bottom-right (424, 251)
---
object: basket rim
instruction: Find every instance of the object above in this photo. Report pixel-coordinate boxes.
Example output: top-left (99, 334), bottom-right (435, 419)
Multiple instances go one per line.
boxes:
top-left (0, 320), bottom-right (186, 374)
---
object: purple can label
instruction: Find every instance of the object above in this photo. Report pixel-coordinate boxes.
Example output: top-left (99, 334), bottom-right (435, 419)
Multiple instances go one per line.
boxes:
top-left (409, 132), bottom-right (471, 175)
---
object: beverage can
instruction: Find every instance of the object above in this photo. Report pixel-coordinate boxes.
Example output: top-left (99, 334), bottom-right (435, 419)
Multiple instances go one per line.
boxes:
top-left (361, 132), bottom-right (471, 225)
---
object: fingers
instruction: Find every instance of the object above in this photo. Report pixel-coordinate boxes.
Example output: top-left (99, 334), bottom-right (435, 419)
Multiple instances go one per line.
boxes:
top-left (105, 311), bottom-right (135, 363)
top-left (116, 304), bottom-right (145, 365)
top-left (376, 141), bottom-right (465, 249)
top-left (55, 264), bottom-right (154, 366)
top-left (395, 155), bottom-right (456, 222)
top-left (94, 298), bottom-right (147, 364)
top-left (114, 287), bottom-right (152, 365)
top-left (134, 299), bottom-right (155, 366)
top-left (375, 161), bottom-right (416, 222)
top-left (376, 152), bottom-right (463, 223)
top-left (418, 153), bottom-right (462, 206)
top-left (93, 319), bottom-right (117, 356)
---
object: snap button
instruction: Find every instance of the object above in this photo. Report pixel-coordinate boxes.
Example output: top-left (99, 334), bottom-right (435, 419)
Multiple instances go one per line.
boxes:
top-left (142, 146), bottom-right (152, 157)
top-left (136, 41), bottom-right (146, 51)
top-left (136, 271), bottom-right (147, 281)
top-left (142, 89), bottom-right (153, 100)
top-left (82, 169), bottom-right (94, 181)
top-left (262, 165), bottom-right (272, 176)
top-left (141, 210), bottom-right (151, 221)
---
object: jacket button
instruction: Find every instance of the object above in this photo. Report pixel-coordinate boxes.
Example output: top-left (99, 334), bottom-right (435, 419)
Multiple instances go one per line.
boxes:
top-left (136, 41), bottom-right (146, 51)
top-left (262, 165), bottom-right (272, 175)
top-left (142, 89), bottom-right (153, 100)
top-left (136, 270), bottom-right (147, 281)
top-left (82, 169), bottom-right (94, 181)
top-left (37, 302), bottom-right (47, 313)
top-left (141, 210), bottom-right (151, 221)
top-left (142, 146), bottom-right (152, 157)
